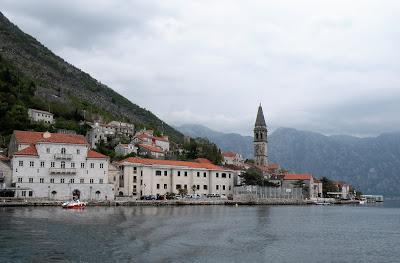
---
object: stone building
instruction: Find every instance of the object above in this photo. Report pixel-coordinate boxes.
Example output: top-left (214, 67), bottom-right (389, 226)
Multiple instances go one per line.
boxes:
top-left (28, 108), bottom-right (54, 124)
top-left (9, 130), bottom-right (113, 200)
top-left (117, 157), bottom-right (236, 199)
top-left (0, 155), bottom-right (12, 195)
top-left (254, 104), bottom-right (268, 166)
top-left (222, 151), bottom-right (244, 167)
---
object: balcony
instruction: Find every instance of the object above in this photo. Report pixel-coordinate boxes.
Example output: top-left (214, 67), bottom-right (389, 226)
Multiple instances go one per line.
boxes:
top-left (49, 168), bottom-right (77, 175)
top-left (54, 153), bottom-right (73, 160)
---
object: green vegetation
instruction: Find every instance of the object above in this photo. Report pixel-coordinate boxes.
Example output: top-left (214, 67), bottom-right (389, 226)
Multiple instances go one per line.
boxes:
top-left (321, 177), bottom-right (339, 196)
top-left (179, 138), bottom-right (223, 165)
top-left (241, 168), bottom-right (277, 187)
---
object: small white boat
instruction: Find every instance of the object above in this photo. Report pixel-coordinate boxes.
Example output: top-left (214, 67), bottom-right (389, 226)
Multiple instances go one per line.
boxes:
top-left (62, 200), bottom-right (87, 209)
top-left (359, 198), bottom-right (367, 204)
top-left (315, 202), bottom-right (332, 206)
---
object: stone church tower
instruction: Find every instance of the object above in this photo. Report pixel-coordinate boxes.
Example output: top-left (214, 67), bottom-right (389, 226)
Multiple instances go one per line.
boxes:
top-left (254, 104), bottom-right (268, 166)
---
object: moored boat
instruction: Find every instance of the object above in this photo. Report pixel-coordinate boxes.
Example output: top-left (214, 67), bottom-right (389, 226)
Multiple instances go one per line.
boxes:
top-left (62, 200), bottom-right (87, 209)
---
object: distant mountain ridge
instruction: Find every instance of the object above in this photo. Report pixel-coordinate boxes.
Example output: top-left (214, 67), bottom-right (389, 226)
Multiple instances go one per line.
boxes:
top-left (177, 124), bottom-right (400, 196)
top-left (0, 12), bottom-right (183, 142)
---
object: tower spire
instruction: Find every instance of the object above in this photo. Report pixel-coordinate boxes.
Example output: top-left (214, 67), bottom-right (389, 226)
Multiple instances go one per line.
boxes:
top-left (255, 104), bottom-right (266, 127)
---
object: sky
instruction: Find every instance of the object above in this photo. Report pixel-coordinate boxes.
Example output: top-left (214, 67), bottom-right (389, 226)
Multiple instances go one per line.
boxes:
top-left (1, 0), bottom-right (400, 137)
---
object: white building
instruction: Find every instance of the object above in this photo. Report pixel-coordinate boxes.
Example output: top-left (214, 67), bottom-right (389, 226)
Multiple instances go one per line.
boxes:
top-left (137, 144), bottom-right (165, 159)
top-left (107, 121), bottom-right (135, 137)
top-left (28, 108), bottom-right (54, 124)
top-left (86, 122), bottom-right (115, 148)
top-left (222, 151), bottom-right (244, 167)
top-left (0, 155), bottom-right (12, 194)
top-left (117, 157), bottom-right (236, 198)
top-left (132, 130), bottom-right (170, 152)
top-left (9, 130), bottom-right (113, 201)
top-left (114, 143), bottom-right (137, 156)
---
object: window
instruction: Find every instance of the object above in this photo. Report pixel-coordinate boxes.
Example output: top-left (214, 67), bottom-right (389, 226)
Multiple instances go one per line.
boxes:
top-left (216, 185), bottom-right (219, 190)
top-left (100, 163), bottom-right (104, 169)
top-left (29, 178), bottom-right (33, 183)
top-left (222, 173), bottom-right (226, 178)
top-left (99, 179), bottom-right (103, 184)
top-left (197, 172), bottom-right (200, 177)
top-left (184, 171), bottom-right (188, 177)
top-left (40, 161), bottom-right (45, 168)
top-left (21, 191), bottom-right (26, 197)
top-left (61, 161), bottom-right (65, 169)
top-left (203, 185), bottom-right (208, 190)
top-left (164, 184), bottom-right (167, 189)
top-left (50, 178), bottom-right (54, 183)
top-left (133, 176), bottom-right (137, 183)
top-left (61, 148), bottom-right (66, 154)
top-left (19, 161), bottom-right (23, 167)
top-left (61, 178), bottom-right (65, 183)
top-left (81, 163), bottom-right (85, 168)
top-left (157, 184), bottom-right (160, 189)
top-left (176, 184), bottom-right (181, 190)
top-left (203, 172), bottom-right (206, 178)
top-left (90, 179), bottom-right (94, 184)
top-left (229, 174), bottom-right (231, 178)
top-left (80, 178), bottom-right (84, 184)
top-left (140, 180), bottom-right (142, 185)
top-left (46, 148), bottom-right (50, 153)
top-left (90, 163), bottom-right (94, 169)
top-left (229, 185), bottom-right (231, 191)
top-left (40, 178), bottom-right (44, 183)
top-left (30, 161), bottom-right (34, 167)
top-left (177, 171), bottom-right (181, 176)
top-left (18, 178), bottom-right (22, 183)
top-left (216, 173), bottom-right (219, 178)
top-left (51, 162), bottom-right (55, 168)
top-left (70, 179), bottom-right (74, 184)
top-left (156, 170), bottom-right (162, 176)
top-left (223, 185), bottom-right (226, 190)
top-left (28, 191), bottom-right (33, 197)
top-left (164, 171), bottom-right (167, 176)
top-left (197, 185), bottom-right (200, 190)
top-left (77, 149), bottom-right (80, 155)
top-left (184, 184), bottom-right (187, 189)
top-left (71, 163), bottom-right (75, 168)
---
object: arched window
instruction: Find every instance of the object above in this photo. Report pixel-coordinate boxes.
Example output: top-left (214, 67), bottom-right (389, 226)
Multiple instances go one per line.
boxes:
top-left (255, 133), bottom-right (259, 140)
top-left (119, 191), bottom-right (124, 196)
top-left (61, 161), bottom-right (65, 169)
top-left (95, 191), bottom-right (101, 200)
top-left (51, 191), bottom-right (57, 199)
top-left (61, 148), bottom-right (66, 154)
top-left (260, 133), bottom-right (263, 139)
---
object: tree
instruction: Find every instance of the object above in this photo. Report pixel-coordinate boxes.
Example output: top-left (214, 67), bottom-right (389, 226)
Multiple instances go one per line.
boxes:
top-left (191, 185), bottom-right (197, 194)
top-left (321, 177), bottom-right (338, 196)
top-left (241, 168), bottom-right (277, 187)
top-left (178, 188), bottom-right (188, 196)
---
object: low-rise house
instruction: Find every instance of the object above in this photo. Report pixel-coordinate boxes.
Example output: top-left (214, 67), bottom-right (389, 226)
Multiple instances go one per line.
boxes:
top-left (329, 182), bottom-right (351, 199)
top-left (28, 108), bottom-right (54, 124)
top-left (86, 122), bottom-right (115, 148)
top-left (137, 144), bottom-right (165, 159)
top-left (0, 155), bottom-right (12, 195)
top-left (132, 130), bottom-right (170, 152)
top-left (222, 151), bottom-right (244, 167)
top-left (114, 143), bottom-right (137, 156)
top-left (282, 173), bottom-right (319, 199)
top-left (9, 130), bottom-right (113, 200)
top-left (107, 121), bottom-right (135, 137)
top-left (117, 157), bottom-right (236, 199)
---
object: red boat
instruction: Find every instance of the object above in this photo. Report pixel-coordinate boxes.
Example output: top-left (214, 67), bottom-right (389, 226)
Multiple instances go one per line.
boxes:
top-left (62, 200), bottom-right (87, 209)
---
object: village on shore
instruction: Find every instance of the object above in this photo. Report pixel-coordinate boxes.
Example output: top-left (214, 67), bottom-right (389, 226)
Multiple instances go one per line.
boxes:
top-left (0, 105), bottom-right (381, 207)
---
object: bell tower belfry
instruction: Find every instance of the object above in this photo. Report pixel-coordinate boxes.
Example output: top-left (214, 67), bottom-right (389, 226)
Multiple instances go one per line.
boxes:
top-left (254, 104), bottom-right (268, 166)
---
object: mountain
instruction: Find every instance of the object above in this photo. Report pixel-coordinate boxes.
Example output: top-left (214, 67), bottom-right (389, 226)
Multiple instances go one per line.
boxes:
top-left (177, 124), bottom-right (400, 197)
top-left (177, 124), bottom-right (253, 158)
top-left (0, 12), bottom-right (183, 142)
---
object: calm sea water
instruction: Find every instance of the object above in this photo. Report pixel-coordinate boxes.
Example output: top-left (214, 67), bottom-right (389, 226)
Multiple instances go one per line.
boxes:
top-left (1, 202), bottom-right (400, 263)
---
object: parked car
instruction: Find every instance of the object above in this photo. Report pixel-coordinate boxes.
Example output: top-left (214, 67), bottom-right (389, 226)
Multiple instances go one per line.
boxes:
top-left (144, 195), bottom-right (156, 200)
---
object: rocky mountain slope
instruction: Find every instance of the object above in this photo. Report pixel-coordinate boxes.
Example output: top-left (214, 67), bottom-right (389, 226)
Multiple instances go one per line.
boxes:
top-left (178, 124), bottom-right (400, 196)
top-left (0, 12), bottom-right (183, 142)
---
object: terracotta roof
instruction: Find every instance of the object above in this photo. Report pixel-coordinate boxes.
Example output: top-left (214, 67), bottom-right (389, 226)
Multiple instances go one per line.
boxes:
top-left (14, 131), bottom-right (87, 145)
top-left (283, 174), bottom-right (312, 181)
top-left (222, 151), bottom-right (236, 158)
top-left (267, 163), bottom-right (280, 170)
top-left (87, 150), bottom-right (108, 159)
top-left (0, 154), bottom-right (9, 161)
top-left (14, 145), bottom-right (38, 156)
top-left (153, 136), bottom-right (169, 142)
top-left (120, 157), bottom-right (228, 171)
top-left (138, 144), bottom-right (164, 153)
top-left (195, 158), bottom-right (212, 164)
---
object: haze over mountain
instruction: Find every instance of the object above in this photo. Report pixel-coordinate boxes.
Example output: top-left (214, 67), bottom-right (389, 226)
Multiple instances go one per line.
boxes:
top-left (177, 124), bottom-right (400, 197)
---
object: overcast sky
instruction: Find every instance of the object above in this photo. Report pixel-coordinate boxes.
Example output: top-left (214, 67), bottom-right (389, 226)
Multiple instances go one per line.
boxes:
top-left (1, 1), bottom-right (400, 137)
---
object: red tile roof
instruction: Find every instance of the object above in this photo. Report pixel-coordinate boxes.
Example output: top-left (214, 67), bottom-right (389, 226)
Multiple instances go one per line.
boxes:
top-left (138, 144), bottom-right (164, 153)
top-left (0, 154), bottom-right (9, 161)
top-left (195, 158), bottom-right (212, 164)
top-left (87, 150), bottom-right (108, 159)
top-left (120, 157), bottom-right (227, 171)
top-left (153, 136), bottom-right (169, 142)
top-left (14, 131), bottom-right (87, 145)
top-left (14, 145), bottom-right (38, 156)
top-left (222, 151), bottom-right (236, 158)
top-left (283, 174), bottom-right (312, 181)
